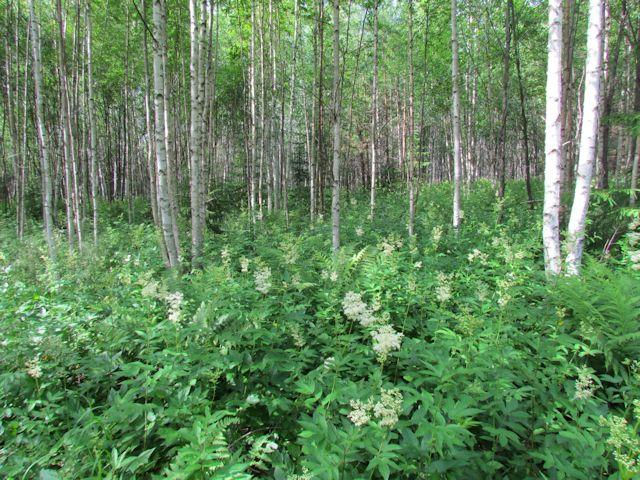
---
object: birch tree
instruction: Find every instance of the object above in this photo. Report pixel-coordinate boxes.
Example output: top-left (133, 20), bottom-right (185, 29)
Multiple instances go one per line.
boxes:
top-left (543, 0), bottom-right (563, 275)
top-left (370, 0), bottom-right (379, 220)
top-left (451, 0), bottom-right (462, 230)
top-left (152, 0), bottom-right (180, 268)
top-left (408, 0), bottom-right (416, 237)
top-left (189, 0), bottom-right (207, 268)
top-left (28, 0), bottom-right (56, 259)
top-left (85, 0), bottom-right (99, 243)
top-left (565, 0), bottom-right (604, 274)
top-left (331, 0), bottom-right (341, 251)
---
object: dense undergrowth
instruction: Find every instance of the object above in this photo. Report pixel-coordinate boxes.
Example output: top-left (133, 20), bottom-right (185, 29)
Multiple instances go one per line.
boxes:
top-left (1, 181), bottom-right (640, 479)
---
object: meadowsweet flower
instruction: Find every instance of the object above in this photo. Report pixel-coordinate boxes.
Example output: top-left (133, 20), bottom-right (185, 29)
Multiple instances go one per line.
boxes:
top-left (240, 257), bottom-right (250, 273)
top-left (289, 324), bottom-right (306, 347)
top-left (356, 226), bottom-right (364, 237)
top-left (265, 441), bottom-right (279, 452)
top-left (350, 198), bottom-right (357, 206)
top-left (330, 271), bottom-right (339, 282)
top-left (431, 225), bottom-right (443, 244)
top-left (281, 242), bottom-right (299, 265)
top-left (476, 282), bottom-right (489, 302)
top-left (254, 267), bottom-right (272, 294)
top-left (574, 368), bottom-right (597, 401)
top-left (342, 291), bottom-right (378, 326)
top-left (435, 272), bottom-right (453, 303)
top-left (166, 291), bottom-right (184, 324)
top-left (373, 389), bottom-right (403, 428)
top-left (600, 414), bottom-right (640, 473)
top-left (323, 356), bottom-right (335, 370)
top-left (26, 357), bottom-right (42, 379)
top-left (371, 299), bottom-right (382, 312)
top-left (414, 261), bottom-right (422, 269)
top-left (497, 292), bottom-right (511, 307)
top-left (348, 398), bottom-right (374, 426)
top-left (380, 240), bottom-right (395, 256)
top-left (246, 394), bottom-right (260, 405)
top-left (141, 280), bottom-right (160, 298)
top-left (467, 248), bottom-right (487, 263)
top-left (371, 325), bottom-right (403, 362)
top-left (287, 467), bottom-right (312, 480)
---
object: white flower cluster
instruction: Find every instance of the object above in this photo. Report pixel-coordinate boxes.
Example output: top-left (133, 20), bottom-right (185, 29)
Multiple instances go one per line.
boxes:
top-left (573, 368), bottom-right (597, 401)
top-left (371, 325), bottom-right (404, 363)
top-left (240, 256), bottom-right (250, 273)
top-left (377, 234), bottom-right (403, 256)
top-left (289, 324), bottom-right (306, 347)
top-left (348, 398), bottom-right (374, 426)
top-left (600, 412), bottom-right (640, 473)
top-left (287, 467), bottom-right (313, 480)
top-left (281, 241), bottom-right (299, 265)
top-left (166, 291), bottom-right (184, 324)
top-left (435, 272), bottom-right (452, 303)
top-left (254, 266), bottom-right (272, 294)
top-left (342, 292), bottom-right (403, 362)
top-left (467, 248), bottom-right (487, 263)
top-left (26, 357), bottom-right (42, 379)
top-left (347, 388), bottom-right (403, 428)
top-left (342, 291), bottom-right (378, 327)
top-left (355, 226), bottom-right (364, 237)
top-left (496, 272), bottom-right (517, 307)
top-left (323, 356), bottom-right (335, 370)
top-left (141, 280), bottom-right (160, 298)
top-left (321, 270), bottom-right (339, 282)
top-left (431, 225), bottom-right (443, 245)
top-left (220, 246), bottom-right (231, 269)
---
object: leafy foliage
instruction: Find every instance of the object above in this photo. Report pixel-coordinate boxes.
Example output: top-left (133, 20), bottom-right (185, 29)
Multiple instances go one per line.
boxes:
top-left (1, 182), bottom-right (639, 478)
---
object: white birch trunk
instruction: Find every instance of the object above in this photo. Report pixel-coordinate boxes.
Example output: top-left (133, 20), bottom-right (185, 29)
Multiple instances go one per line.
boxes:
top-left (152, 0), bottom-right (180, 268)
top-left (29, 0), bottom-right (56, 259)
top-left (85, 0), bottom-right (99, 244)
top-left (451, 0), bottom-right (462, 230)
top-left (565, 0), bottom-right (604, 274)
top-left (370, 0), bottom-right (378, 220)
top-left (543, 0), bottom-right (564, 275)
top-left (331, 0), bottom-right (341, 252)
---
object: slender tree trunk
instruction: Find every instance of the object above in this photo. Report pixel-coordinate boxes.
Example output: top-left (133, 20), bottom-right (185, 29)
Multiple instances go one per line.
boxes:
top-left (565, 0), bottom-right (603, 274)
top-left (598, 7), bottom-right (623, 189)
top-left (250, 0), bottom-right (258, 220)
top-left (152, 0), bottom-right (180, 268)
top-left (285, 0), bottom-right (300, 225)
top-left (370, 0), bottom-right (378, 220)
top-left (331, 0), bottom-right (341, 251)
top-left (142, 0), bottom-right (160, 228)
top-left (631, 136), bottom-right (639, 206)
top-left (85, 0), bottom-right (99, 243)
top-left (451, 0), bottom-right (462, 230)
top-left (189, 0), bottom-right (206, 268)
top-left (497, 0), bottom-right (512, 199)
top-left (543, 0), bottom-right (564, 275)
top-left (512, 1), bottom-right (534, 205)
top-left (408, 0), bottom-right (416, 236)
top-left (56, 0), bottom-right (82, 249)
top-left (29, 0), bottom-right (56, 259)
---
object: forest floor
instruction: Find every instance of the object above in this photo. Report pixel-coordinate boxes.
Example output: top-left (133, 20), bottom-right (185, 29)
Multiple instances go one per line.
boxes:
top-left (1, 181), bottom-right (640, 479)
